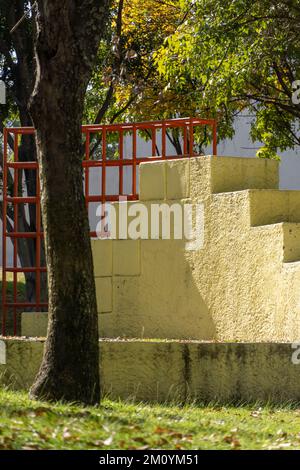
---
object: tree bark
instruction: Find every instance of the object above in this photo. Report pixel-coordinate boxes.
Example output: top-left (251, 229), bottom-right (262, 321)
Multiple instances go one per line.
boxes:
top-left (28, 0), bottom-right (111, 404)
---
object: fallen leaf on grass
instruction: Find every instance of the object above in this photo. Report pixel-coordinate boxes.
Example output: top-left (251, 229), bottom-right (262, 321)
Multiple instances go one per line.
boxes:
top-left (231, 438), bottom-right (241, 449)
top-left (28, 407), bottom-right (52, 418)
top-left (154, 427), bottom-right (193, 442)
top-left (155, 438), bottom-right (169, 446)
top-left (127, 445), bottom-right (150, 450)
top-left (276, 429), bottom-right (288, 438)
top-left (133, 436), bottom-right (148, 445)
top-left (62, 428), bottom-right (72, 440)
top-left (267, 442), bottom-right (292, 450)
top-left (223, 434), bottom-right (241, 449)
top-left (21, 442), bottom-right (41, 450)
top-left (154, 427), bottom-right (170, 434)
top-left (0, 436), bottom-right (16, 450)
top-left (250, 408), bottom-right (263, 418)
top-left (103, 434), bottom-right (114, 446)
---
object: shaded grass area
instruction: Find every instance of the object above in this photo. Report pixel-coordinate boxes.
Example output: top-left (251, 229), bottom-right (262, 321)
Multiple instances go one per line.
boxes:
top-left (0, 271), bottom-right (26, 335)
top-left (0, 389), bottom-right (300, 449)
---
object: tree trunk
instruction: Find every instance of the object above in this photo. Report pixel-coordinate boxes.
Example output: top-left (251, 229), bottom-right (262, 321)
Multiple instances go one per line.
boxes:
top-left (28, 0), bottom-right (110, 404)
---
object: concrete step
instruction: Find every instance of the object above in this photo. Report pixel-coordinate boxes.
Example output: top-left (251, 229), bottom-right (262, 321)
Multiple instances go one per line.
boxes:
top-left (21, 312), bottom-right (48, 338)
top-left (21, 310), bottom-right (116, 339)
top-left (1, 338), bottom-right (300, 404)
top-left (251, 222), bottom-right (300, 263)
top-left (21, 312), bottom-right (110, 338)
top-left (139, 156), bottom-right (279, 201)
top-left (210, 156), bottom-right (279, 194)
top-left (282, 223), bottom-right (300, 263)
top-left (249, 190), bottom-right (300, 227)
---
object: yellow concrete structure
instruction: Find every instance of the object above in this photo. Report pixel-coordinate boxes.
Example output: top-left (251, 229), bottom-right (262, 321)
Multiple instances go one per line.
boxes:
top-left (16, 156), bottom-right (300, 403)
top-left (90, 156), bottom-right (300, 341)
top-left (1, 338), bottom-right (300, 404)
top-left (22, 156), bottom-right (300, 341)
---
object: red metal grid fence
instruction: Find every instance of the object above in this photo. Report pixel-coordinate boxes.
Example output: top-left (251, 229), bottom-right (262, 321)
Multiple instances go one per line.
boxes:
top-left (1, 117), bottom-right (217, 335)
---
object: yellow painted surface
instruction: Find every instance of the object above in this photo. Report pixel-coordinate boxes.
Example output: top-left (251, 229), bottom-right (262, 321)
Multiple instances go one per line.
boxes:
top-left (166, 159), bottom-right (190, 200)
top-left (95, 277), bottom-right (112, 313)
top-left (22, 156), bottom-right (300, 342)
top-left (93, 156), bottom-right (300, 341)
top-left (113, 240), bottom-right (140, 276)
top-left (1, 338), bottom-right (300, 404)
top-left (21, 312), bottom-right (105, 337)
top-left (139, 160), bottom-right (165, 201)
top-left (209, 156), bottom-right (279, 194)
top-left (21, 313), bottom-right (49, 338)
top-left (91, 239), bottom-right (112, 277)
top-left (282, 224), bottom-right (300, 262)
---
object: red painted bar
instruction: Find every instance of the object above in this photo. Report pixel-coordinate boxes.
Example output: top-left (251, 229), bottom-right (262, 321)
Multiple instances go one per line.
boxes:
top-left (2, 129), bottom-right (8, 335)
top-left (84, 129), bottom-right (90, 210)
top-left (119, 130), bottom-right (124, 195)
top-left (36, 166), bottom-right (41, 311)
top-left (13, 133), bottom-right (19, 334)
top-left (102, 129), bottom-right (106, 203)
top-left (132, 125), bottom-right (137, 196)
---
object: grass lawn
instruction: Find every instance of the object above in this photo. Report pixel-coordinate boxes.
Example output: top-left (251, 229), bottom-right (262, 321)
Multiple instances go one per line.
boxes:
top-left (0, 389), bottom-right (299, 450)
top-left (1, 272), bottom-right (300, 450)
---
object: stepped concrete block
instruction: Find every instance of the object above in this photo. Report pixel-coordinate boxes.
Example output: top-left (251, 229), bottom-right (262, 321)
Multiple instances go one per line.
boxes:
top-left (249, 190), bottom-right (300, 226)
top-left (282, 223), bottom-right (300, 263)
top-left (189, 157), bottom-right (212, 199)
top-left (113, 239), bottom-right (140, 276)
top-left (107, 201), bottom-right (139, 240)
top-left (139, 161), bottom-right (166, 200)
top-left (143, 200), bottom-right (190, 240)
top-left (91, 239), bottom-right (112, 277)
top-left (21, 312), bottom-right (48, 338)
top-left (96, 199), bottom-right (192, 241)
top-left (2, 338), bottom-right (300, 404)
top-left (288, 191), bottom-right (300, 219)
top-left (78, 159), bottom-right (300, 341)
top-left (166, 159), bottom-right (190, 200)
top-left (210, 156), bottom-right (279, 193)
top-left (95, 277), bottom-right (112, 313)
top-left (21, 312), bottom-right (105, 337)
top-left (20, 156), bottom-right (300, 343)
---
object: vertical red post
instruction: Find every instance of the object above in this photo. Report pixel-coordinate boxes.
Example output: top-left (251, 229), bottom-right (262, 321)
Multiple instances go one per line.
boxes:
top-left (152, 127), bottom-right (156, 157)
top-left (36, 165), bottom-right (41, 311)
top-left (183, 124), bottom-right (188, 156)
top-left (132, 125), bottom-right (137, 196)
top-left (84, 130), bottom-right (90, 210)
top-left (189, 118), bottom-right (194, 157)
top-left (162, 122), bottom-right (166, 159)
top-left (119, 130), bottom-right (123, 195)
top-left (102, 129), bottom-right (106, 203)
top-left (2, 129), bottom-right (8, 335)
top-left (213, 121), bottom-right (217, 156)
top-left (101, 129), bottom-right (107, 235)
top-left (13, 132), bottom-right (19, 334)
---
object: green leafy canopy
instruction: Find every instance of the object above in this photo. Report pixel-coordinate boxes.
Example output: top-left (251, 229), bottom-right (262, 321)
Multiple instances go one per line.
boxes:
top-left (156, 0), bottom-right (300, 158)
